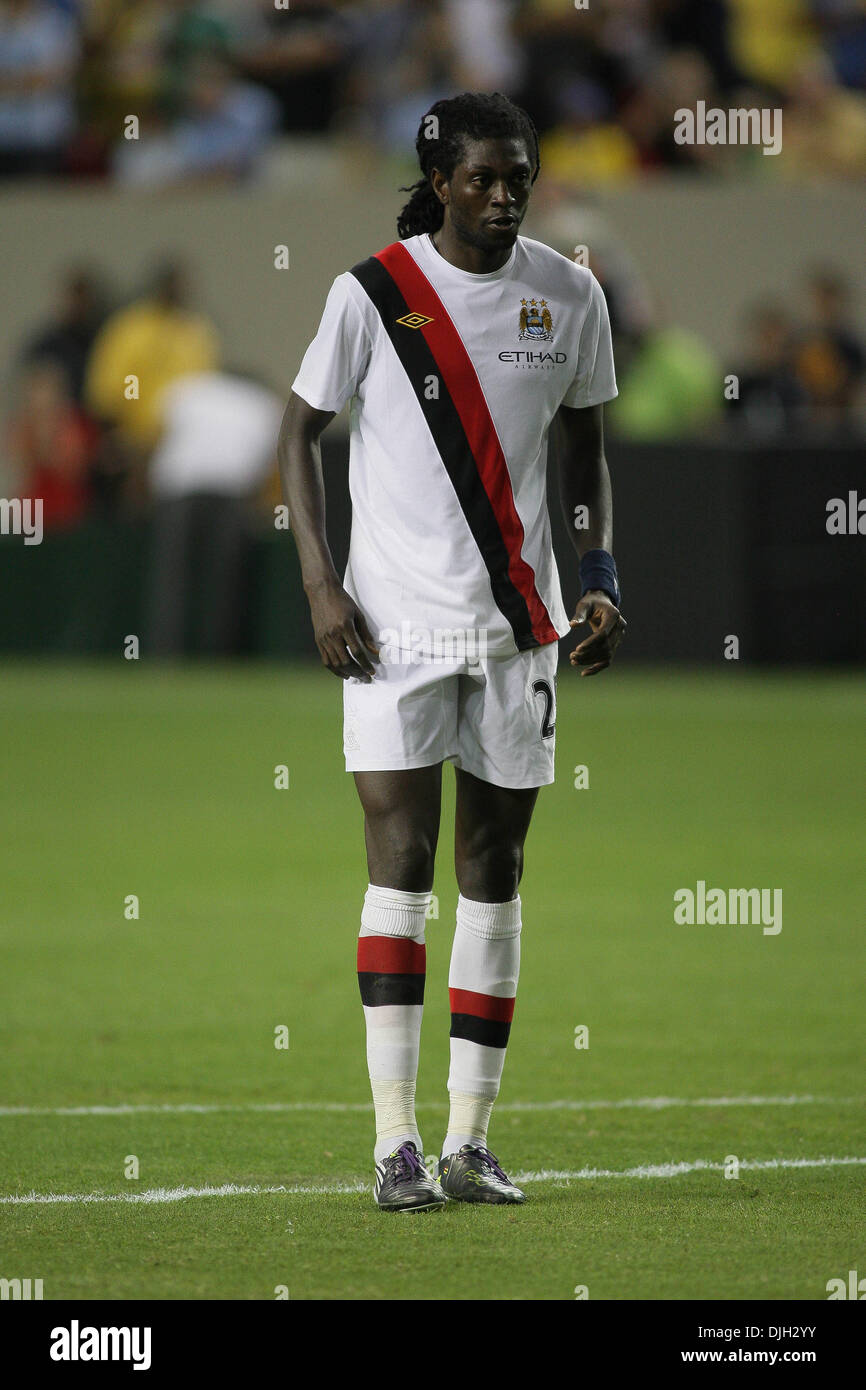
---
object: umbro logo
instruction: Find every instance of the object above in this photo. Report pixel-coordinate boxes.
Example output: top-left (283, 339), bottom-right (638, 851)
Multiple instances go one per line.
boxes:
top-left (396, 312), bottom-right (434, 329)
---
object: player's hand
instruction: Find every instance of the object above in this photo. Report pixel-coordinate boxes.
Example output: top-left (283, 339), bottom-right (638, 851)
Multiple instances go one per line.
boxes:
top-left (307, 579), bottom-right (380, 682)
top-left (569, 590), bottom-right (626, 677)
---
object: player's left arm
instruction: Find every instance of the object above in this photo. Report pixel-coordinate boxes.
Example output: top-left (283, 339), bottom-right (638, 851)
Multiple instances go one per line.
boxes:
top-left (556, 401), bottom-right (626, 677)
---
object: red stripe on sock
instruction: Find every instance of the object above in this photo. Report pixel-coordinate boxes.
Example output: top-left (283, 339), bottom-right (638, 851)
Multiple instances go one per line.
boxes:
top-left (357, 936), bottom-right (426, 975)
top-left (449, 987), bottom-right (515, 1022)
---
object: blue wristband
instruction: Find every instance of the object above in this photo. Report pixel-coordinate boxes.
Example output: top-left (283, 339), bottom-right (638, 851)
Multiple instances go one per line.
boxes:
top-left (579, 549), bottom-right (620, 608)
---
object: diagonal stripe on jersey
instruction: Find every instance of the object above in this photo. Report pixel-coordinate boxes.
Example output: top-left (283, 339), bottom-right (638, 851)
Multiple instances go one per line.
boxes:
top-left (349, 244), bottom-right (558, 651)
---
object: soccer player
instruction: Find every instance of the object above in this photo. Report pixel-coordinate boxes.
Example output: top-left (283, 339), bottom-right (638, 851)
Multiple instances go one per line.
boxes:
top-left (279, 92), bottom-right (625, 1212)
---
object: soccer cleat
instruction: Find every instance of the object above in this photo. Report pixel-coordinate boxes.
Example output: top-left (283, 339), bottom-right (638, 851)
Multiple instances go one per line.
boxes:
top-left (373, 1142), bottom-right (446, 1212)
top-left (437, 1145), bottom-right (526, 1204)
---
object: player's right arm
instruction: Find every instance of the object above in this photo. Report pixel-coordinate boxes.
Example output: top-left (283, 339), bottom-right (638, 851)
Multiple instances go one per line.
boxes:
top-left (278, 391), bottom-right (379, 682)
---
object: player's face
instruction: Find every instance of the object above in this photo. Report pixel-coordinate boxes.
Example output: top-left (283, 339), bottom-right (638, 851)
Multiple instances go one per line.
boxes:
top-left (435, 137), bottom-right (533, 252)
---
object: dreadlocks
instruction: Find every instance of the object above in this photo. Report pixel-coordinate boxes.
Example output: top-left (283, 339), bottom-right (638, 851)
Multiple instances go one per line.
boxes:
top-left (396, 92), bottom-right (540, 241)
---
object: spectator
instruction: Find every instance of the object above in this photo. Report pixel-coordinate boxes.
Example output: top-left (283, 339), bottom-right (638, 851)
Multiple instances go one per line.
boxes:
top-left (6, 358), bottom-right (97, 528)
top-left (530, 202), bottom-right (724, 439)
top-left (610, 321), bottom-right (723, 440)
top-left (143, 368), bottom-right (284, 655)
top-left (622, 49), bottom-right (732, 173)
top-left (160, 0), bottom-right (232, 117)
top-left (77, 1), bottom-right (232, 173)
top-left (539, 75), bottom-right (639, 188)
top-left (113, 50), bottom-right (278, 185)
top-left (794, 267), bottom-right (866, 427)
top-left (444, 0), bottom-right (524, 94)
top-left (726, 0), bottom-right (820, 89)
top-left (234, 0), bottom-right (349, 134)
top-left (811, 0), bottom-right (866, 93)
top-left (654, 0), bottom-right (743, 93)
top-left (725, 302), bottom-right (807, 435)
top-left (78, 0), bottom-right (173, 154)
top-left (21, 266), bottom-right (107, 404)
top-left (85, 259), bottom-right (219, 454)
top-left (513, 0), bottom-right (623, 136)
top-left (781, 51), bottom-right (866, 177)
top-left (339, 0), bottom-right (455, 154)
top-left (0, 0), bottom-right (79, 177)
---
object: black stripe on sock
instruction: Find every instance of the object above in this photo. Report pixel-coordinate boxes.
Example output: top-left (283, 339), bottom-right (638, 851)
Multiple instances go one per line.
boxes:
top-left (358, 972), bottom-right (425, 1007)
top-left (349, 254), bottom-right (537, 651)
top-left (450, 1012), bottom-right (511, 1049)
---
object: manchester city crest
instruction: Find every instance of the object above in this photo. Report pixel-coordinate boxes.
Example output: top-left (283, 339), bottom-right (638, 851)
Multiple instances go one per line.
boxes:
top-left (518, 297), bottom-right (554, 342)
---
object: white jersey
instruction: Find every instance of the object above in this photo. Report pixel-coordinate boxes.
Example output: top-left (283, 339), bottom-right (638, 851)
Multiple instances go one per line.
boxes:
top-left (292, 232), bottom-right (617, 657)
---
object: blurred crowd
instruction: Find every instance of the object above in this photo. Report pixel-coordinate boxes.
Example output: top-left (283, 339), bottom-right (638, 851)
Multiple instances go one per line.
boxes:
top-left (547, 223), bottom-right (866, 439)
top-left (1, 0), bottom-right (865, 187)
top-left (2, 243), bottom-right (862, 652)
top-left (6, 248), bottom-right (863, 538)
top-left (6, 258), bottom-right (284, 651)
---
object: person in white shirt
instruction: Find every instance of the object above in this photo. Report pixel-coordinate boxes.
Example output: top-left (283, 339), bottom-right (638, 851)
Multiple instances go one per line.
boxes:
top-left (280, 91), bottom-right (625, 1211)
top-left (146, 369), bottom-right (283, 655)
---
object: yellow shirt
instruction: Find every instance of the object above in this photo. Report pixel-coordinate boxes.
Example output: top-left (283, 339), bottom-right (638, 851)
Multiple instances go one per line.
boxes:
top-left (540, 125), bottom-right (639, 188)
top-left (728, 0), bottom-right (819, 87)
top-left (86, 301), bottom-right (219, 445)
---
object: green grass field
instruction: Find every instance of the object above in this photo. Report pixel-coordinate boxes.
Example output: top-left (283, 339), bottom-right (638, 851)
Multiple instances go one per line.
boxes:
top-left (0, 661), bottom-right (863, 1301)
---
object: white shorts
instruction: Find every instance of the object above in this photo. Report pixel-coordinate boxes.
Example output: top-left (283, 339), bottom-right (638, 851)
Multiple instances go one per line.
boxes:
top-left (343, 642), bottom-right (558, 789)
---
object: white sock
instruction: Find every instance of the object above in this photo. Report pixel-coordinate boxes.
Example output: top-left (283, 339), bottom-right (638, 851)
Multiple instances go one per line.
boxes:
top-left (442, 894), bottom-right (521, 1158)
top-left (357, 883), bottom-right (430, 1165)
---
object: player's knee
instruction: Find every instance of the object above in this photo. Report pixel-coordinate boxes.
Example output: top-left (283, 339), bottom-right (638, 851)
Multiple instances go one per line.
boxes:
top-left (456, 836), bottom-right (523, 901)
top-left (366, 824), bottom-right (436, 892)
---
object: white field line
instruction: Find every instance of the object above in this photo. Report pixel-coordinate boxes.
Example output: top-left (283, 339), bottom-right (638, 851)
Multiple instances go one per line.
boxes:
top-left (1, 1156), bottom-right (864, 1206)
top-left (0, 1094), bottom-right (860, 1118)
top-left (0, 1183), bottom-right (365, 1205)
top-left (519, 1156), bottom-right (866, 1181)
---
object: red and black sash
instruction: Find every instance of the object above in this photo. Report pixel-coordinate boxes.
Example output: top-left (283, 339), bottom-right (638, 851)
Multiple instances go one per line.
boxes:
top-left (350, 242), bottom-right (558, 652)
